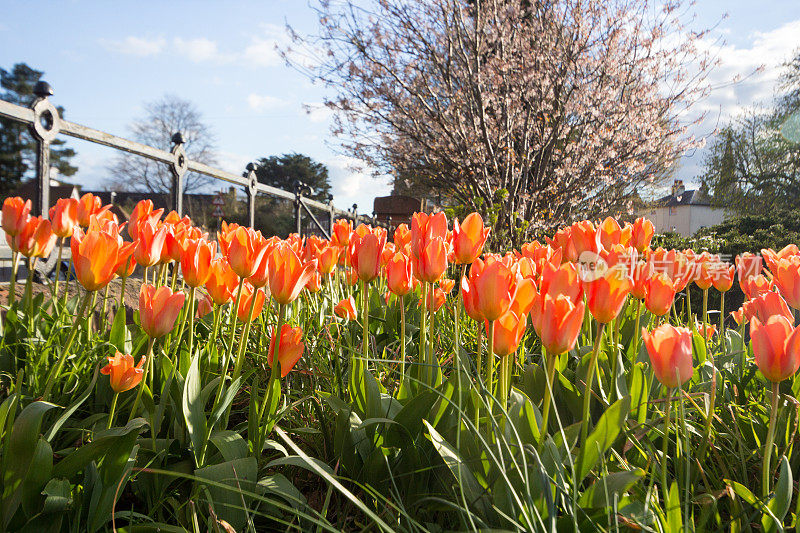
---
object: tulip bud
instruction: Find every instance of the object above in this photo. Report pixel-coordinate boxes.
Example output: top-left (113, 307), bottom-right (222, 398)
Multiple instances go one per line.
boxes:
top-left (642, 325), bottom-right (693, 388)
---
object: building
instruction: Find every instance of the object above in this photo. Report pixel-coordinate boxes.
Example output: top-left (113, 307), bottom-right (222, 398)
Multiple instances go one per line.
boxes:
top-left (640, 179), bottom-right (727, 237)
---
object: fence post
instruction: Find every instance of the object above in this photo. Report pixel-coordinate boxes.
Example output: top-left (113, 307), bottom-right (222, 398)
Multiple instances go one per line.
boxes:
top-left (29, 81), bottom-right (60, 218)
top-left (351, 204), bottom-right (359, 227)
top-left (245, 163), bottom-right (258, 229)
top-left (169, 132), bottom-right (187, 216)
top-left (294, 185), bottom-right (303, 237)
top-left (327, 194), bottom-right (335, 235)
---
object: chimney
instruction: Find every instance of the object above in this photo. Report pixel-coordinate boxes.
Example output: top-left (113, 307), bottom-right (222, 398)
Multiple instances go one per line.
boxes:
top-left (671, 179), bottom-right (685, 198)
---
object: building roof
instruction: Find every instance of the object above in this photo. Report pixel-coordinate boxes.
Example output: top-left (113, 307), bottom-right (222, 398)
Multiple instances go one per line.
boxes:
top-left (654, 189), bottom-right (712, 207)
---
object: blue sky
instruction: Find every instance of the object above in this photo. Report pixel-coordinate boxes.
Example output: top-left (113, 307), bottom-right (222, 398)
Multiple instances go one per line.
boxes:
top-left (1, 0), bottom-right (799, 211)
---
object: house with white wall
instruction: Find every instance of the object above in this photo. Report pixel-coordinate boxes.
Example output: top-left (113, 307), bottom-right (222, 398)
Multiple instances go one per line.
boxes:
top-left (639, 179), bottom-right (727, 237)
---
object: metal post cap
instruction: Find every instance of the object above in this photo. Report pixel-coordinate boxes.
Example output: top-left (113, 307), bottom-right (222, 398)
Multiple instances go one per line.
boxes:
top-left (171, 132), bottom-right (185, 145)
top-left (33, 81), bottom-right (53, 98)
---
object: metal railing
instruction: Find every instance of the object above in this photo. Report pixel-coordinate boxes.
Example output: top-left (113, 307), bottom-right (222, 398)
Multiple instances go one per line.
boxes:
top-left (0, 81), bottom-right (386, 240)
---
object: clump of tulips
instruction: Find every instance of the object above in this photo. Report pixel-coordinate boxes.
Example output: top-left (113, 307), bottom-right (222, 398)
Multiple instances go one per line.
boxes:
top-left (4, 193), bottom-right (800, 532)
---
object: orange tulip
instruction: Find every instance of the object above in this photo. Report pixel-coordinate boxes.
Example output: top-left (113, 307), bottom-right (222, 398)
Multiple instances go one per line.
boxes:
top-left (237, 283), bottom-right (266, 322)
top-left (411, 211), bottom-right (447, 259)
top-left (546, 226), bottom-right (575, 263)
top-left (597, 216), bottom-right (623, 251)
top-left (736, 252), bottom-right (763, 293)
top-left (217, 221), bottom-right (240, 257)
top-left (139, 284), bottom-right (185, 338)
top-left (70, 225), bottom-right (120, 291)
top-left (741, 291), bottom-right (794, 324)
top-left (128, 199), bottom-right (164, 240)
top-left (490, 310), bottom-right (527, 357)
top-left (452, 213), bottom-right (490, 264)
top-left (731, 307), bottom-right (745, 326)
top-left (741, 274), bottom-right (773, 300)
top-left (750, 315), bottom-right (800, 382)
top-left (440, 278), bottom-right (456, 294)
top-left (2, 197), bottom-right (31, 237)
top-left (267, 241), bottom-right (318, 305)
top-left (330, 219), bottom-right (352, 249)
top-left (394, 223), bottom-right (411, 249)
top-left (469, 257), bottom-right (516, 322)
top-left (569, 220), bottom-right (601, 260)
top-left (180, 238), bottom-right (216, 288)
top-left (268, 324), bottom-right (305, 377)
top-left (101, 352), bottom-right (146, 393)
top-left (76, 193), bottom-right (110, 228)
top-left (386, 252), bottom-right (413, 296)
top-left (420, 286), bottom-right (446, 312)
top-left (49, 198), bottom-right (79, 238)
top-left (772, 256), bottom-right (800, 310)
top-left (644, 272), bottom-right (678, 317)
top-left (762, 244), bottom-right (799, 273)
top-left (227, 226), bottom-right (270, 279)
top-left (316, 244), bottom-right (339, 274)
top-left (711, 262), bottom-right (735, 292)
top-left (306, 271), bottom-right (322, 293)
top-left (696, 322), bottom-right (717, 340)
top-left (334, 296), bottom-right (358, 320)
top-left (539, 294), bottom-right (585, 355)
top-left (196, 293), bottom-right (214, 318)
top-left (630, 260), bottom-right (652, 300)
top-left (206, 258), bottom-right (239, 305)
top-left (583, 264), bottom-right (632, 324)
top-left (630, 217), bottom-right (654, 253)
top-left (15, 217), bottom-right (56, 258)
top-left (642, 325), bottom-right (693, 388)
top-left (350, 226), bottom-right (387, 282)
top-left (247, 237), bottom-right (279, 288)
top-left (114, 241), bottom-right (138, 278)
top-left (133, 220), bottom-right (168, 268)
top-left (414, 236), bottom-right (448, 283)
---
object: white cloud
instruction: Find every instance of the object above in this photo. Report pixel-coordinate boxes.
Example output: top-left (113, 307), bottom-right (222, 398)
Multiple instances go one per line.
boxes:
top-left (173, 37), bottom-right (233, 64)
top-left (100, 36), bottom-right (166, 57)
top-left (216, 151), bottom-right (252, 175)
top-left (326, 155), bottom-right (392, 211)
top-left (247, 93), bottom-right (289, 112)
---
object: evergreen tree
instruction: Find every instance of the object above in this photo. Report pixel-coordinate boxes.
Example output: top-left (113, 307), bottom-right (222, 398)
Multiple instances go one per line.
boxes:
top-left (0, 63), bottom-right (78, 195)
top-left (253, 153), bottom-right (331, 203)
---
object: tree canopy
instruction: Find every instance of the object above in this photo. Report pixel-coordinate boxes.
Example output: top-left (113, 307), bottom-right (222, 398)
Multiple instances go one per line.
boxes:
top-left (253, 153), bottom-right (332, 203)
top-left (0, 63), bottom-right (78, 195)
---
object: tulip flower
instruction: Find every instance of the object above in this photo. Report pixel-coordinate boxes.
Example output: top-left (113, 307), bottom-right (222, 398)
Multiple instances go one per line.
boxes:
top-left (597, 216), bottom-right (623, 251)
top-left (2, 197), bottom-right (31, 237)
top-left (394, 223), bottom-right (411, 249)
top-left (334, 296), bottom-right (358, 320)
top-left (630, 260), bottom-right (652, 300)
top-left (742, 291), bottom-right (794, 325)
top-left (644, 272), bottom-right (678, 317)
top-left (180, 238), bottom-right (216, 288)
top-left (306, 271), bottom-right (322, 293)
top-left (196, 293), bottom-right (214, 318)
top-left (468, 257), bottom-right (517, 322)
top-left (49, 198), bottom-right (79, 238)
top-left (414, 236), bottom-right (448, 283)
top-left (386, 252), bottom-right (413, 296)
top-left (693, 252), bottom-right (714, 290)
top-left (762, 244), bottom-right (799, 273)
top-left (349, 226), bottom-right (387, 282)
top-left (101, 352), bottom-right (146, 394)
top-left (133, 220), bottom-right (168, 269)
top-left (227, 226), bottom-right (270, 279)
top-left (569, 220), bottom-right (600, 260)
top-left (267, 324), bottom-right (305, 377)
top-left (420, 286), bottom-right (446, 312)
top-left (267, 242), bottom-right (318, 305)
top-left (330, 219), bottom-right (352, 249)
top-left (629, 217), bottom-right (654, 253)
top-left (642, 325), bottom-right (693, 389)
top-left (750, 315), bottom-right (800, 383)
top-left (696, 322), bottom-right (717, 341)
top-left (491, 310), bottom-right (527, 358)
top-left (711, 262), bottom-right (735, 292)
top-left (114, 242), bottom-right (138, 279)
top-left (139, 284), bottom-right (185, 338)
top-left (539, 294), bottom-right (585, 356)
top-left (546, 226), bottom-right (576, 262)
top-left (217, 221), bottom-right (240, 256)
top-left (583, 264), bottom-right (632, 324)
top-left (237, 283), bottom-right (266, 322)
top-left (452, 213), bottom-right (490, 264)
top-left (128, 199), bottom-right (164, 240)
top-left (71, 226), bottom-right (120, 291)
top-left (206, 258), bottom-right (239, 305)
top-left (76, 193), bottom-right (109, 227)
top-left (461, 275), bottom-right (485, 322)
top-left (411, 211), bottom-right (447, 259)
top-left (772, 256), bottom-right (800, 310)
top-left (440, 278), bottom-right (456, 294)
top-left (736, 252), bottom-right (763, 293)
top-left (15, 217), bottom-right (56, 258)
top-left (741, 274), bottom-right (773, 300)
top-left (316, 244), bottom-right (339, 275)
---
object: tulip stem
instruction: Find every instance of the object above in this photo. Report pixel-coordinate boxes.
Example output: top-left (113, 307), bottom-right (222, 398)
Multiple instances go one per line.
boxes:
top-left (581, 321), bottom-right (606, 445)
top-left (231, 286), bottom-right (259, 384)
top-left (259, 303), bottom-right (286, 425)
top-left (633, 299), bottom-right (642, 358)
top-left (762, 382), bottom-right (780, 498)
top-left (100, 283), bottom-right (110, 333)
top-left (540, 349), bottom-right (559, 437)
top-left (63, 256), bottom-right (72, 305)
top-left (42, 290), bottom-right (93, 400)
top-left (107, 392), bottom-right (119, 429)
top-left (697, 289), bottom-right (716, 462)
top-left (9, 250), bottom-right (18, 305)
top-left (486, 320), bottom-right (495, 405)
top-left (420, 282), bottom-right (428, 375)
top-left (661, 388), bottom-right (673, 495)
top-left (454, 264), bottom-right (466, 375)
top-left (719, 291), bottom-right (725, 344)
top-left (53, 237), bottom-right (63, 298)
top-left (128, 337), bottom-right (155, 424)
top-left (428, 292), bottom-right (436, 385)
top-left (223, 278), bottom-right (245, 374)
top-left (400, 298), bottom-right (406, 378)
top-left (187, 286), bottom-right (197, 357)
top-left (119, 273), bottom-right (128, 311)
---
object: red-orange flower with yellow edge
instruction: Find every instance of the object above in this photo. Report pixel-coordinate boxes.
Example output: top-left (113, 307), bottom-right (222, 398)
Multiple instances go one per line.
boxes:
top-left (750, 315), bottom-right (800, 382)
top-left (227, 226), bottom-right (270, 279)
top-left (77, 193), bottom-right (109, 227)
top-left (128, 199), bottom-right (164, 240)
top-left (334, 296), bottom-right (357, 320)
top-left (414, 236), bottom-right (448, 283)
top-left (490, 310), bottom-right (527, 357)
top-left (467, 256), bottom-right (517, 322)
top-left (15, 216), bottom-right (56, 258)
top-left (101, 352), bottom-right (146, 393)
top-left (139, 284), bottom-right (185, 338)
top-left (237, 283), bottom-right (266, 322)
top-left (349, 226), bottom-right (387, 282)
top-left (180, 238), bottom-right (216, 288)
top-left (70, 223), bottom-right (120, 291)
top-left (583, 264), bottom-right (632, 324)
top-left (267, 241), bottom-right (318, 305)
top-left (268, 324), bottom-right (305, 377)
top-left (410, 211), bottom-right (447, 259)
top-left (762, 244), bottom-right (799, 273)
top-left (712, 262), bottom-right (735, 293)
top-left (2, 197), bottom-right (31, 237)
top-left (630, 217), bottom-right (654, 253)
top-left (394, 223), bottom-right (411, 249)
top-left (539, 294), bottom-right (585, 355)
top-left (330, 219), bottom-right (352, 249)
top-left (642, 325), bottom-right (693, 388)
top-left (387, 252), bottom-right (413, 296)
top-left (206, 258), bottom-right (239, 305)
top-left (452, 212), bottom-right (490, 264)
top-left (49, 198), bottom-right (79, 238)
top-left (772, 256), bottom-right (800, 310)
top-left (644, 272), bottom-right (678, 317)
top-left (420, 286), bottom-right (446, 312)
top-left (133, 220), bottom-right (168, 268)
